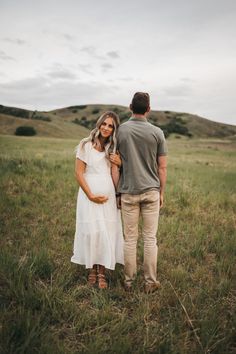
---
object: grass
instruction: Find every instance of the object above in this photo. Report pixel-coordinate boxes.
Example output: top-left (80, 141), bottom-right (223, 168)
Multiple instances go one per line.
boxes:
top-left (0, 134), bottom-right (236, 354)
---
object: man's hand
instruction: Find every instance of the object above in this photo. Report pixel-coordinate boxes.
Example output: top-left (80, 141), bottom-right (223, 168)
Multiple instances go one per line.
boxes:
top-left (160, 193), bottom-right (164, 208)
top-left (116, 195), bottom-right (121, 209)
top-left (89, 194), bottom-right (108, 204)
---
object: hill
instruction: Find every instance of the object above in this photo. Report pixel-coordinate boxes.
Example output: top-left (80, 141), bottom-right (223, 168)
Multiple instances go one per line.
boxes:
top-left (0, 103), bottom-right (236, 139)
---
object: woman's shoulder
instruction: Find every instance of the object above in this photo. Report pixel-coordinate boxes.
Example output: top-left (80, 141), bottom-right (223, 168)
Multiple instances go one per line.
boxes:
top-left (84, 141), bottom-right (93, 152)
top-left (76, 140), bottom-right (93, 161)
top-left (78, 140), bottom-right (92, 150)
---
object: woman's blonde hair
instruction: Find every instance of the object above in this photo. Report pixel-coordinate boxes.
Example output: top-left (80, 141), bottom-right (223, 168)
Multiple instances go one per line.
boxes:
top-left (78, 111), bottom-right (120, 157)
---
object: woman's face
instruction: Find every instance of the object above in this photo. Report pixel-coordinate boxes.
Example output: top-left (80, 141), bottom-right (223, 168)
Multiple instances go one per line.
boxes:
top-left (99, 117), bottom-right (114, 139)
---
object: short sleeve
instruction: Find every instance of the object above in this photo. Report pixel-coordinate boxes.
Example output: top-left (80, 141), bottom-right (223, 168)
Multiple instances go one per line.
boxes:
top-left (157, 130), bottom-right (168, 157)
top-left (76, 142), bottom-right (88, 163)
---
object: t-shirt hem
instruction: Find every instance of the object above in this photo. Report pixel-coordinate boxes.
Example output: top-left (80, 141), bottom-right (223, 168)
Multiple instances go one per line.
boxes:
top-left (118, 186), bottom-right (160, 195)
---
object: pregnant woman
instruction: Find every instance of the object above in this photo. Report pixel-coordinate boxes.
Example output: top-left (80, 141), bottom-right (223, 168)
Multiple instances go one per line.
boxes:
top-left (71, 111), bottom-right (124, 289)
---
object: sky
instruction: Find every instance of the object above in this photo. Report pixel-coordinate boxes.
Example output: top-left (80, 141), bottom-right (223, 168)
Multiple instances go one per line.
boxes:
top-left (0, 0), bottom-right (236, 125)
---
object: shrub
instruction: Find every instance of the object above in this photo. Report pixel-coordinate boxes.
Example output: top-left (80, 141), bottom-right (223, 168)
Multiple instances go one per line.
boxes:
top-left (159, 118), bottom-right (191, 138)
top-left (0, 105), bottom-right (29, 119)
top-left (112, 107), bottom-right (123, 114)
top-left (72, 117), bottom-right (96, 129)
top-left (31, 111), bottom-right (51, 122)
top-left (92, 108), bottom-right (100, 114)
top-left (175, 116), bottom-right (187, 125)
top-left (69, 105), bottom-right (87, 110)
top-left (162, 128), bottom-right (170, 139)
top-left (15, 126), bottom-right (36, 136)
top-left (72, 118), bottom-right (80, 125)
top-left (32, 114), bottom-right (51, 122)
top-left (119, 112), bottom-right (131, 122)
top-left (148, 114), bottom-right (158, 123)
top-left (72, 117), bottom-right (90, 128)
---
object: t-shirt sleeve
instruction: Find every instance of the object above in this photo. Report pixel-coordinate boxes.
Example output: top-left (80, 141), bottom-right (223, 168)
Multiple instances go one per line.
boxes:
top-left (157, 130), bottom-right (168, 156)
top-left (76, 142), bottom-right (88, 163)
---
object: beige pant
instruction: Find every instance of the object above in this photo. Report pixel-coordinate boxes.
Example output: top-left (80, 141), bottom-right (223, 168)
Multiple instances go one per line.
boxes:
top-left (121, 190), bottom-right (160, 285)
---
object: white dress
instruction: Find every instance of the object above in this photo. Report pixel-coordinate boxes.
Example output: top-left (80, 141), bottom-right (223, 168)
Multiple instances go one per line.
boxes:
top-left (71, 141), bottom-right (124, 270)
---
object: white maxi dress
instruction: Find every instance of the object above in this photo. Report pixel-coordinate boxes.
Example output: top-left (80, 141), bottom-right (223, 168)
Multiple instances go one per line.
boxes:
top-left (71, 141), bottom-right (124, 270)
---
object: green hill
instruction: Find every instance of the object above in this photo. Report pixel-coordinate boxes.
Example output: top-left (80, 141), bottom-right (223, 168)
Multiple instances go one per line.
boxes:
top-left (0, 103), bottom-right (235, 139)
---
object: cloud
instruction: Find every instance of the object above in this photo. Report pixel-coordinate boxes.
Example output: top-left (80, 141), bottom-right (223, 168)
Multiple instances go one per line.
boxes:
top-left (80, 46), bottom-right (104, 59)
top-left (0, 50), bottom-right (15, 61)
top-left (41, 29), bottom-right (76, 43)
top-left (180, 77), bottom-right (195, 83)
top-left (163, 83), bottom-right (193, 97)
top-left (118, 77), bottom-right (135, 81)
top-left (41, 63), bottom-right (79, 81)
top-left (107, 51), bottom-right (120, 59)
top-left (0, 76), bottom-right (118, 110)
top-left (3, 37), bottom-right (27, 45)
top-left (62, 33), bottom-right (75, 41)
top-left (80, 46), bottom-right (96, 56)
top-left (79, 64), bottom-right (93, 75)
top-left (0, 76), bottom-right (47, 91)
top-left (47, 68), bottom-right (77, 80)
top-left (101, 63), bottom-right (113, 72)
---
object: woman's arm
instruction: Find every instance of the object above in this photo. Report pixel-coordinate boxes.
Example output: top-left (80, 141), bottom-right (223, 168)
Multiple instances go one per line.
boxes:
top-left (75, 159), bottom-right (108, 204)
top-left (111, 164), bottom-right (120, 190)
top-left (109, 152), bottom-right (121, 168)
top-left (109, 153), bottom-right (121, 190)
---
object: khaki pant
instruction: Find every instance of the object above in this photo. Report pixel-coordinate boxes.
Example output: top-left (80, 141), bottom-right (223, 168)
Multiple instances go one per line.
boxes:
top-left (121, 190), bottom-right (160, 285)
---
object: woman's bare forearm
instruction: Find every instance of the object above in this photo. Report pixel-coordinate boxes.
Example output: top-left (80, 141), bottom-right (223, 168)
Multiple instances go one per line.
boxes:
top-left (111, 165), bottom-right (120, 190)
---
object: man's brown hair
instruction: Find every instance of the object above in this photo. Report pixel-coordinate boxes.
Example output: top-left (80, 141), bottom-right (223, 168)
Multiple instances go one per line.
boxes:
top-left (130, 92), bottom-right (150, 114)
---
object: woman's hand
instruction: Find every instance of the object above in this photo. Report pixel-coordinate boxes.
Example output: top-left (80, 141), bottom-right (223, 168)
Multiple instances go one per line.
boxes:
top-left (109, 153), bottom-right (121, 167)
top-left (116, 195), bottom-right (121, 209)
top-left (88, 194), bottom-right (108, 204)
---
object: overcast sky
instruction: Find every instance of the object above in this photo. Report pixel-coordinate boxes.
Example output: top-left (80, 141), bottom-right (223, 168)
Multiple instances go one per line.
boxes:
top-left (0, 0), bottom-right (236, 125)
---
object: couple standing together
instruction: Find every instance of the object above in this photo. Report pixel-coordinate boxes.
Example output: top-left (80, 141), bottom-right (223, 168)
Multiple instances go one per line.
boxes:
top-left (71, 92), bottom-right (167, 293)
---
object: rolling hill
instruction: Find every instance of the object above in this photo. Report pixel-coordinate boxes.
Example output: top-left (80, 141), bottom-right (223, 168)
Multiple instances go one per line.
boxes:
top-left (0, 103), bottom-right (235, 139)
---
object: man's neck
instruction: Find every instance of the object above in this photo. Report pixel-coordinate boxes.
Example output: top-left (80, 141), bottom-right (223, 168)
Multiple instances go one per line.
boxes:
top-left (132, 113), bottom-right (147, 119)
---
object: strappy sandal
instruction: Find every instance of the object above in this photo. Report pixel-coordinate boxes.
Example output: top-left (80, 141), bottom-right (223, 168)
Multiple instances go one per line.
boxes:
top-left (88, 267), bottom-right (97, 286)
top-left (97, 265), bottom-right (108, 289)
top-left (97, 273), bottom-right (108, 289)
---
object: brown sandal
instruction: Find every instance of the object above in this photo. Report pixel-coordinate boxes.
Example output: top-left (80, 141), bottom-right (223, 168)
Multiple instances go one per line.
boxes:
top-left (97, 265), bottom-right (108, 289)
top-left (97, 273), bottom-right (108, 289)
top-left (88, 267), bottom-right (97, 286)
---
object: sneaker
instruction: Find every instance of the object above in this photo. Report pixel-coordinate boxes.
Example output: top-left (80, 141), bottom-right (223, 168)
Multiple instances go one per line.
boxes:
top-left (145, 281), bottom-right (161, 294)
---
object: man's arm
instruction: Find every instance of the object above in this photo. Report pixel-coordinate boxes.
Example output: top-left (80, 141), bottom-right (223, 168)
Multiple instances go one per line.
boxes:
top-left (157, 155), bottom-right (167, 208)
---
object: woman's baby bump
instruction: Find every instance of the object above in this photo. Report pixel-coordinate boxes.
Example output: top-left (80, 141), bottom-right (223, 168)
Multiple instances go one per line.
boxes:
top-left (85, 174), bottom-right (114, 196)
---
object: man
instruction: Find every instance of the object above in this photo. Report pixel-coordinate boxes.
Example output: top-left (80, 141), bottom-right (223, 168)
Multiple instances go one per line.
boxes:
top-left (117, 92), bottom-right (167, 293)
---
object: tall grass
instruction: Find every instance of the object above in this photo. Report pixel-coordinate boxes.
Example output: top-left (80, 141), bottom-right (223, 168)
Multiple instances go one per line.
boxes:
top-left (0, 135), bottom-right (236, 353)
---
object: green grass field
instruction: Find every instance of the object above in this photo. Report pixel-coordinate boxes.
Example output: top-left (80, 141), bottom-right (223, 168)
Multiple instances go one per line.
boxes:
top-left (0, 135), bottom-right (236, 354)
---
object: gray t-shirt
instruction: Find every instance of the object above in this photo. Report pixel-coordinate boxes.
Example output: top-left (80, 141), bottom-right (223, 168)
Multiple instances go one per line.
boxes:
top-left (117, 117), bottom-right (167, 194)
